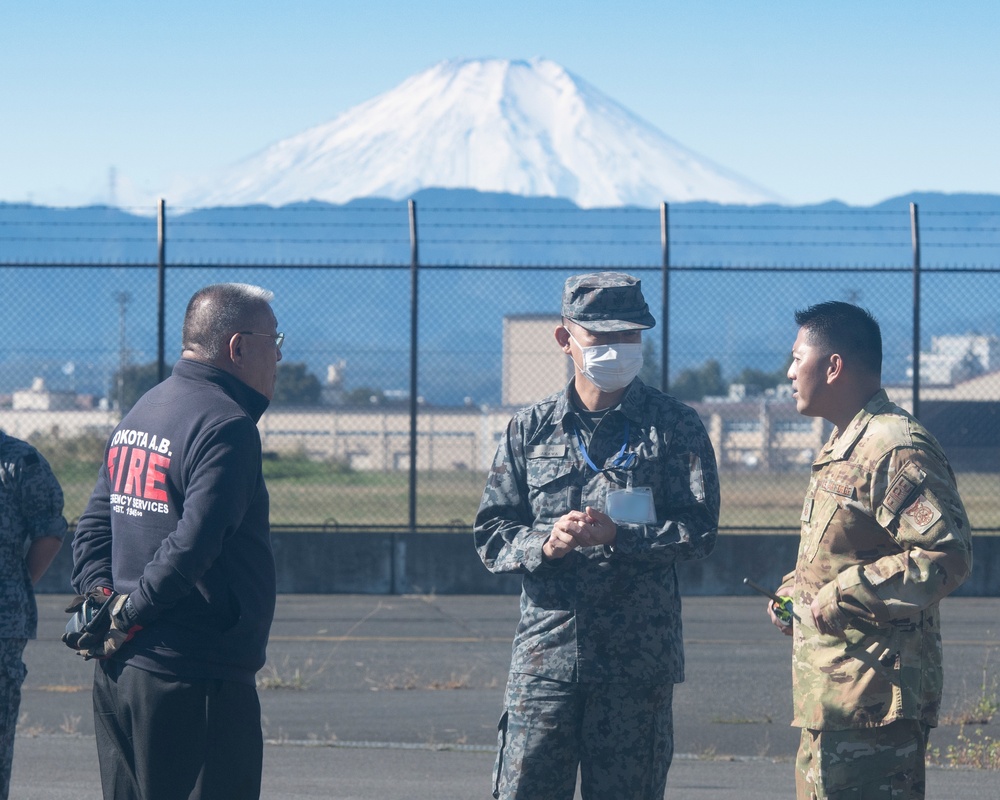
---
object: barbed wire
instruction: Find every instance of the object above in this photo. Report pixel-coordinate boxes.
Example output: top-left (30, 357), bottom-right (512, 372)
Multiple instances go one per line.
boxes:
top-left (1, 206), bottom-right (997, 262)
top-left (169, 237), bottom-right (409, 245)
top-left (3, 236), bottom-right (997, 250)
top-left (7, 259), bottom-right (999, 272)
top-left (165, 204), bottom-right (404, 215)
top-left (0, 236), bottom-right (156, 243)
top-left (420, 206), bottom-right (652, 214)
top-left (171, 220), bottom-right (404, 228)
top-left (0, 220), bottom-right (153, 228)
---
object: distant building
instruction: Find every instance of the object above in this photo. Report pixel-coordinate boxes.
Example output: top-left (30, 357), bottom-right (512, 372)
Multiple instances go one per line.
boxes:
top-left (693, 395), bottom-right (827, 472)
top-left (5, 327), bottom-right (999, 476)
top-left (502, 315), bottom-right (572, 408)
top-left (908, 334), bottom-right (1000, 385)
top-left (12, 377), bottom-right (77, 411)
top-left (320, 361), bottom-right (348, 406)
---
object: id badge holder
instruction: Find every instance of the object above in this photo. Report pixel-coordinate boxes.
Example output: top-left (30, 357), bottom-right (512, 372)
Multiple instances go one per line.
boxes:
top-left (606, 474), bottom-right (656, 524)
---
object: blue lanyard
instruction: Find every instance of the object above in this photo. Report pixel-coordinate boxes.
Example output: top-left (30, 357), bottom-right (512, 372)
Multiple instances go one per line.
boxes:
top-left (574, 418), bottom-right (636, 473)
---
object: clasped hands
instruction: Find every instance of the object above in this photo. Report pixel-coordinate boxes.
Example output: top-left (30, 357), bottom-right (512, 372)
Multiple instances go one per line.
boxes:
top-left (543, 506), bottom-right (616, 560)
top-left (62, 589), bottom-right (142, 660)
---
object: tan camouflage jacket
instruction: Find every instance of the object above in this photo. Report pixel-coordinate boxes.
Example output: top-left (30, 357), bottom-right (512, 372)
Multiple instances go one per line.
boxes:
top-left (786, 390), bottom-right (973, 730)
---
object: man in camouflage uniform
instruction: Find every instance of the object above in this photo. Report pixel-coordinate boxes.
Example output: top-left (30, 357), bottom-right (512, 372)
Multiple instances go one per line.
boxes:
top-left (475, 272), bottom-right (720, 800)
top-left (769, 302), bottom-right (973, 799)
top-left (0, 431), bottom-right (67, 799)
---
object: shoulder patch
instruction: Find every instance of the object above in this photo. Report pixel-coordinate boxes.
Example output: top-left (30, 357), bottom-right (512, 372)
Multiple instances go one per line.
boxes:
top-left (882, 461), bottom-right (926, 515)
top-left (901, 494), bottom-right (943, 534)
top-left (801, 497), bottom-right (814, 523)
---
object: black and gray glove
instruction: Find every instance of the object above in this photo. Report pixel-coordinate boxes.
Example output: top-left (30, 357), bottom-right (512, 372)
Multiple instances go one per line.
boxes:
top-left (62, 589), bottom-right (142, 660)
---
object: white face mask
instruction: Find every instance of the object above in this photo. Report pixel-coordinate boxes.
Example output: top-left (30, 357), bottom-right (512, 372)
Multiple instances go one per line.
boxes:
top-left (568, 333), bottom-right (644, 392)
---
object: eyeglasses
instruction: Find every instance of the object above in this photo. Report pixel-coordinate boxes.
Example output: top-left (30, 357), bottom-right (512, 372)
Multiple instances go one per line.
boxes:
top-left (238, 331), bottom-right (285, 351)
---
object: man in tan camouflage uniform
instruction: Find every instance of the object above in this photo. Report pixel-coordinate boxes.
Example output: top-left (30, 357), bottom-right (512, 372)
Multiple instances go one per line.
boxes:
top-left (0, 431), bottom-right (67, 800)
top-left (769, 302), bottom-right (973, 799)
top-left (475, 272), bottom-right (720, 799)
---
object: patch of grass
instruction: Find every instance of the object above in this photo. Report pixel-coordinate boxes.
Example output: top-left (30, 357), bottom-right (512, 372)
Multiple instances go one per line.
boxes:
top-left (932, 727), bottom-right (1000, 770)
top-left (41, 432), bottom-right (1000, 530)
top-left (932, 654), bottom-right (1000, 770)
top-left (256, 667), bottom-right (308, 691)
top-left (941, 658), bottom-right (999, 726)
top-left (371, 667), bottom-right (497, 692)
top-left (697, 744), bottom-right (718, 760)
top-left (59, 714), bottom-right (82, 735)
top-left (256, 656), bottom-right (320, 691)
top-left (15, 713), bottom-right (46, 737)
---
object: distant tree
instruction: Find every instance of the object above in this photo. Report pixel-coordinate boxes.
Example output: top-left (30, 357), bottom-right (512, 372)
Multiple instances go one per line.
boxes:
top-left (670, 359), bottom-right (726, 402)
top-left (340, 386), bottom-right (413, 407)
top-left (344, 387), bottom-right (383, 406)
top-left (112, 362), bottom-right (167, 411)
top-left (272, 362), bottom-right (322, 406)
top-left (957, 348), bottom-right (985, 381)
top-left (732, 364), bottom-right (788, 394)
top-left (112, 361), bottom-right (324, 410)
top-left (639, 339), bottom-right (661, 389)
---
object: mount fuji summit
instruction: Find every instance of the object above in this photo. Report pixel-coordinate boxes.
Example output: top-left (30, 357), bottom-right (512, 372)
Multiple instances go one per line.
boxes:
top-left (176, 58), bottom-right (779, 209)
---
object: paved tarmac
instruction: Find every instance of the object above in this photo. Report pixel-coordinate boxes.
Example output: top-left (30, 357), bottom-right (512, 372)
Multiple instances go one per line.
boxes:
top-left (11, 594), bottom-right (1000, 798)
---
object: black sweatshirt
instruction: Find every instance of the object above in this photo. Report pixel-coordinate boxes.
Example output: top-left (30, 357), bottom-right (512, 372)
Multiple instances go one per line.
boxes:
top-left (72, 359), bottom-right (276, 685)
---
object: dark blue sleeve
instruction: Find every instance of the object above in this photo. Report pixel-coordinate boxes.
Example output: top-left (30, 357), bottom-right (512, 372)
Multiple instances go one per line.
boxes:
top-left (71, 464), bottom-right (115, 593)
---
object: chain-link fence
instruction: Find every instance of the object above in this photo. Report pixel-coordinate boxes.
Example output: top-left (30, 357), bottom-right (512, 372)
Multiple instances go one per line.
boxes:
top-left (2, 196), bottom-right (999, 534)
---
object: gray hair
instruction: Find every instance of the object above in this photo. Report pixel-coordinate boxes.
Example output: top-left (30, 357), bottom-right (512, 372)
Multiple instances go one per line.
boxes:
top-left (182, 283), bottom-right (275, 360)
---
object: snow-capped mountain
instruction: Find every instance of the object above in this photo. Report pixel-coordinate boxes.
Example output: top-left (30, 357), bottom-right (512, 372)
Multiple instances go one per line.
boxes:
top-left (175, 58), bottom-right (779, 209)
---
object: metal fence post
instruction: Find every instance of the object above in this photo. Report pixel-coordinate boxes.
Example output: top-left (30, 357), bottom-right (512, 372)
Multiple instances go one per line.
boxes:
top-left (660, 202), bottom-right (670, 393)
top-left (910, 202), bottom-right (921, 419)
top-left (157, 199), bottom-right (167, 383)
top-left (398, 199), bottom-right (420, 593)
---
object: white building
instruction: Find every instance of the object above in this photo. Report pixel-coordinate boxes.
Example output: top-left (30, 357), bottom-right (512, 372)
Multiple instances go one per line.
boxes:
top-left (12, 377), bottom-right (77, 411)
top-left (502, 314), bottom-right (572, 407)
top-left (908, 334), bottom-right (1000, 385)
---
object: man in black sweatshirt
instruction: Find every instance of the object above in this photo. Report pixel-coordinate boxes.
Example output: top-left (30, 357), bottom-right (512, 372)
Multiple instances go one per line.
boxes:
top-left (68, 283), bottom-right (282, 800)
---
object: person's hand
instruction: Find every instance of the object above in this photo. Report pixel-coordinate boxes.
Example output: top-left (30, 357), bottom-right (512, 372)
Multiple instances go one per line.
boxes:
top-left (767, 583), bottom-right (794, 636)
top-left (99, 594), bottom-right (143, 657)
top-left (579, 507), bottom-right (617, 547)
top-left (810, 583), bottom-right (849, 638)
top-left (542, 507), bottom-right (618, 560)
top-left (542, 512), bottom-right (586, 560)
top-left (63, 590), bottom-right (142, 659)
top-left (62, 588), bottom-right (115, 651)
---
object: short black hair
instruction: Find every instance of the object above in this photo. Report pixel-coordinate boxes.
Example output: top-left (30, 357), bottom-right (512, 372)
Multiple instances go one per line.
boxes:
top-left (794, 301), bottom-right (882, 377)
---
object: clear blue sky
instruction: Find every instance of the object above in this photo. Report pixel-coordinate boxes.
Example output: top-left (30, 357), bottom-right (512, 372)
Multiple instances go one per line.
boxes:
top-left (3, 1), bottom-right (997, 208)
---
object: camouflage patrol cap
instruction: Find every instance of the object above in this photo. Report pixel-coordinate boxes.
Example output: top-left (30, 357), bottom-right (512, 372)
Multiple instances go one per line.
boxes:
top-left (561, 272), bottom-right (656, 332)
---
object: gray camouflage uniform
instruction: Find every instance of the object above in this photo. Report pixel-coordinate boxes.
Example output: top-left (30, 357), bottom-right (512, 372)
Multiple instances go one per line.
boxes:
top-left (475, 377), bottom-right (720, 799)
top-left (0, 431), bottom-right (67, 800)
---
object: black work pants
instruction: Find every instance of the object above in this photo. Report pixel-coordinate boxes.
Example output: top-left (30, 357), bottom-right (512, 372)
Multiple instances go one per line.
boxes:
top-left (94, 660), bottom-right (263, 800)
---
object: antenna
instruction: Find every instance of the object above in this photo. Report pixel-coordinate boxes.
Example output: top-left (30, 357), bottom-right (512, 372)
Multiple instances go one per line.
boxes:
top-left (108, 166), bottom-right (117, 207)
